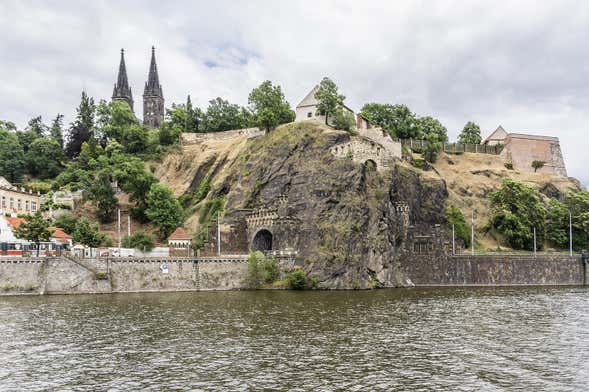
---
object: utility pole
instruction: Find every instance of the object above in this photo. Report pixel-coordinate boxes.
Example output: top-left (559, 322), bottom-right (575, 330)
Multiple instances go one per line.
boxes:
top-left (117, 208), bottom-right (121, 254)
top-left (569, 210), bottom-right (573, 256)
top-left (452, 224), bottom-right (456, 255)
top-left (533, 227), bottom-right (537, 257)
top-left (127, 215), bottom-right (131, 237)
top-left (217, 209), bottom-right (221, 256)
top-left (471, 210), bottom-right (475, 256)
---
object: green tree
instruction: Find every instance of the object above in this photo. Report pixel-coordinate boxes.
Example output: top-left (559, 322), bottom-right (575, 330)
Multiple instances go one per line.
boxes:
top-left (489, 179), bottom-right (546, 250)
top-left (417, 116), bottom-right (448, 142)
top-left (73, 218), bottom-right (106, 248)
top-left (145, 183), bottom-right (184, 238)
top-left (26, 116), bottom-right (48, 136)
top-left (458, 121), bottom-right (482, 144)
top-left (0, 128), bottom-right (25, 183)
top-left (96, 100), bottom-right (138, 145)
top-left (447, 206), bottom-right (470, 247)
top-left (546, 198), bottom-right (569, 248)
top-left (314, 77), bottom-right (345, 125)
top-left (532, 160), bottom-right (545, 172)
top-left (50, 114), bottom-right (65, 148)
top-left (122, 230), bottom-right (155, 251)
top-left (185, 95), bottom-right (202, 132)
top-left (201, 98), bottom-right (252, 132)
top-left (121, 124), bottom-right (149, 154)
top-left (245, 251), bottom-right (279, 288)
top-left (248, 80), bottom-right (295, 132)
top-left (287, 269), bottom-right (307, 290)
top-left (66, 91), bottom-right (96, 158)
top-left (53, 213), bottom-right (77, 234)
top-left (360, 103), bottom-right (421, 139)
top-left (14, 212), bottom-right (52, 256)
top-left (423, 133), bottom-right (442, 163)
top-left (113, 158), bottom-right (157, 220)
top-left (332, 109), bottom-right (356, 131)
top-left (86, 169), bottom-right (117, 223)
top-left (25, 138), bottom-right (65, 179)
top-left (17, 129), bottom-right (41, 153)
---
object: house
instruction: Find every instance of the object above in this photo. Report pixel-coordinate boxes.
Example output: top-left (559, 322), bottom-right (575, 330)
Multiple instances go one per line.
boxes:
top-left (483, 126), bottom-right (567, 177)
top-left (0, 176), bottom-right (41, 215)
top-left (295, 85), bottom-right (356, 126)
top-left (168, 227), bottom-right (192, 256)
top-left (50, 227), bottom-right (72, 247)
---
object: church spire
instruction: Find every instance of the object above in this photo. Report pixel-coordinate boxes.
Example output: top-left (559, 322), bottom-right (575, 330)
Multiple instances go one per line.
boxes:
top-left (144, 46), bottom-right (163, 97)
top-left (112, 48), bottom-right (134, 112)
top-left (143, 46), bottom-right (165, 128)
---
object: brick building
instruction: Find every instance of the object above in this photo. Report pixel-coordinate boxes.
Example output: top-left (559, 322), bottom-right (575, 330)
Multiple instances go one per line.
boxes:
top-left (0, 177), bottom-right (41, 215)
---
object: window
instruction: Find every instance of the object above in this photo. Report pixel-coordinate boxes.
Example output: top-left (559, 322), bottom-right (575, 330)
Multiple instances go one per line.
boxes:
top-left (25, 201), bottom-right (29, 211)
top-left (10, 198), bottom-right (13, 210)
top-left (17, 199), bottom-right (21, 211)
top-left (307, 112), bottom-right (312, 118)
top-left (1, 196), bottom-right (5, 208)
top-left (31, 201), bottom-right (37, 212)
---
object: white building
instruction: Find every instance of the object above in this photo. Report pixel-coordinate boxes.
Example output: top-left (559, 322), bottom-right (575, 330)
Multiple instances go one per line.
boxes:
top-left (295, 85), bottom-right (356, 125)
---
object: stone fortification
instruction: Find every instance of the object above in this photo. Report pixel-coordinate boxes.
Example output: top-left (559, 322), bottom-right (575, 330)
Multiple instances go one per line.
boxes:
top-left (500, 133), bottom-right (567, 177)
top-left (180, 127), bottom-right (264, 145)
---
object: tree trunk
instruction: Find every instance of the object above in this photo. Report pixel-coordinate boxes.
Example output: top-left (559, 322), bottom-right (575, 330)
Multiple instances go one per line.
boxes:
top-left (36, 242), bottom-right (39, 257)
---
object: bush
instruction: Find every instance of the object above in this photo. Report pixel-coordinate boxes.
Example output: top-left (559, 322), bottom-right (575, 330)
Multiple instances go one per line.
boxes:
top-left (122, 230), bottom-right (155, 251)
top-left (532, 160), bottom-right (545, 172)
top-left (245, 251), bottom-right (279, 288)
top-left (332, 109), bottom-right (356, 132)
top-left (446, 206), bottom-right (470, 247)
top-left (287, 269), bottom-right (307, 290)
top-left (504, 162), bottom-right (513, 170)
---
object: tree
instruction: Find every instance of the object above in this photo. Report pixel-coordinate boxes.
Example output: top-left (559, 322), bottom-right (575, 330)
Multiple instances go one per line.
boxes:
top-left (423, 133), bottom-right (442, 163)
top-left (447, 206), bottom-right (470, 247)
top-left (489, 179), bottom-right (546, 250)
top-left (458, 121), bottom-right (482, 144)
top-left (25, 138), bottom-right (65, 179)
top-left (546, 198), bottom-right (569, 249)
top-left (0, 128), bottom-right (25, 183)
top-left (113, 158), bottom-right (157, 220)
top-left (248, 81), bottom-right (295, 132)
top-left (360, 103), bottom-right (421, 139)
top-left (121, 124), bottom-right (149, 154)
top-left (145, 183), bottom-right (184, 238)
top-left (50, 114), bottom-right (65, 148)
top-left (26, 116), bottom-right (48, 136)
top-left (245, 251), bottom-right (279, 288)
top-left (66, 91), bottom-right (95, 158)
top-left (53, 213), bottom-right (77, 234)
top-left (14, 212), bottom-right (52, 256)
top-left (17, 129), bottom-right (40, 153)
top-left (73, 218), bottom-right (106, 248)
top-left (122, 230), bottom-right (155, 251)
top-left (417, 116), bottom-right (448, 142)
top-left (331, 109), bottom-right (356, 131)
top-left (532, 160), bottom-right (545, 172)
top-left (314, 77), bottom-right (345, 125)
top-left (185, 95), bottom-right (201, 132)
top-left (201, 98), bottom-right (252, 132)
top-left (85, 169), bottom-right (117, 223)
top-left (96, 100), bottom-right (137, 146)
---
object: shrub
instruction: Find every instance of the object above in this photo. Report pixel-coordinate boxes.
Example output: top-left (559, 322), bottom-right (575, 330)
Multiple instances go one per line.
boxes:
top-left (532, 160), bottom-right (545, 172)
top-left (332, 109), bottom-right (356, 132)
top-left (245, 251), bottom-right (279, 288)
top-left (446, 206), bottom-right (470, 247)
top-left (504, 162), bottom-right (514, 170)
top-left (287, 269), bottom-right (307, 290)
top-left (122, 230), bottom-right (155, 251)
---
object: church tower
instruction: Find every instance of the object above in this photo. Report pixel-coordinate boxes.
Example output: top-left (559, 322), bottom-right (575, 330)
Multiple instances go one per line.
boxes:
top-left (143, 46), bottom-right (164, 128)
top-left (112, 49), bottom-right (134, 112)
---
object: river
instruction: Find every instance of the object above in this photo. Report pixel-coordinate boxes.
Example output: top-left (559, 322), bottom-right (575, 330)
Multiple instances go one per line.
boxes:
top-left (0, 287), bottom-right (588, 391)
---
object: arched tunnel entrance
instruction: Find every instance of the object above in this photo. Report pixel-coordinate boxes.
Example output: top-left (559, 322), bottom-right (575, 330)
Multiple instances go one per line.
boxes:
top-left (364, 159), bottom-right (377, 172)
top-left (251, 229), bottom-right (273, 251)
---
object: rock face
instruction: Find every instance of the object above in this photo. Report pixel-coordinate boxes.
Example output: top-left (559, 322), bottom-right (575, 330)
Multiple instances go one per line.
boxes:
top-left (186, 122), bottom-right (449, 289)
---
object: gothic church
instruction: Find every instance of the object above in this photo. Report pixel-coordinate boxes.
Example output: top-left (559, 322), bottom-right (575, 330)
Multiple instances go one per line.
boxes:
top-left (112, 47), bottom-right (164, 128)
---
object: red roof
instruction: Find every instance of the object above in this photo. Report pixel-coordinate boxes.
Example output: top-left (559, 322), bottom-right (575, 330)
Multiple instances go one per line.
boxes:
top-left (50, 227), bottom-right (72, 239)
top-left (6, 217), bottom-right (25, 229)
top-left (168, 227), bottom-right (191, 240)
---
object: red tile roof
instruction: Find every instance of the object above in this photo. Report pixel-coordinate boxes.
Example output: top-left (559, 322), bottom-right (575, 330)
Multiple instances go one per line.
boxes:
top-left (50, 227), bottom-right (72, 239)
top-left (168, 227), bottom-right (191, 240)
top-left (6, 217), bottom-right (25, 229)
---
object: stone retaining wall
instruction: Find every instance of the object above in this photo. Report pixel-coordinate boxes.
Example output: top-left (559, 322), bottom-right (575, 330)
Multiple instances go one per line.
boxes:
top-left (400, 254), bottom-right (585, 286)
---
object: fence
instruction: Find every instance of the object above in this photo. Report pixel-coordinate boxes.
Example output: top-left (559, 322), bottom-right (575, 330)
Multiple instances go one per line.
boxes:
top-left (400, 139), bottom-right (503, 155)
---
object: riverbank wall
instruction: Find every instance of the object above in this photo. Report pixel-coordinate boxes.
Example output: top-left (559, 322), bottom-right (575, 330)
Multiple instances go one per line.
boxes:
top-left (399, 254), bottom-right (587, 287)
top-left (0, 257), bottom-right (248, 295)
top-left (0, 254), bottom-right (587, 295)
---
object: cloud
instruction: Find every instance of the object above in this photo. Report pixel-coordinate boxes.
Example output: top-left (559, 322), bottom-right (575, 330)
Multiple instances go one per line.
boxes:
top-left (0, 0), bottom-right (587, 184)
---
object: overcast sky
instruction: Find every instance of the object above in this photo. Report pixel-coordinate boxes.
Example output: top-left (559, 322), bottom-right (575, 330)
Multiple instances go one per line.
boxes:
top-left (1, 1), bottom-right (587, 185)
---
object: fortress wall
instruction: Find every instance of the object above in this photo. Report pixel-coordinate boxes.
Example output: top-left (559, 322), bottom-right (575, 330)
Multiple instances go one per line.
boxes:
top-left (400, 253), bottom-right (584, 286)
top-left (198, 261), bottom-right (248, 290)
top-left (501, 134), bottom-right (567, 177)
top-left (0, 260), bottom-right (43, 294)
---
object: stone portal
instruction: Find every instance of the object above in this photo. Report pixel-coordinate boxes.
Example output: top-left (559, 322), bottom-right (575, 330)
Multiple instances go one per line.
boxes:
top-left (252, 229), bottom-right (273, 251)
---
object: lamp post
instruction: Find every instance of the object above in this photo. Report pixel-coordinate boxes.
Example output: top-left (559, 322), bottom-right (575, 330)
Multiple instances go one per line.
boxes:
top-left (533, 226), bottom-right (537, 258)
top-left (471, 211), bottom-right (475, 256)
top-left (569, 210), bottom-right (573, 256)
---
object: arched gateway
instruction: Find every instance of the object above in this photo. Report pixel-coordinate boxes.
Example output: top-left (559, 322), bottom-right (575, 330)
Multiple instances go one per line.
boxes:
top-left (251, 229), bottom-right (273, 251)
